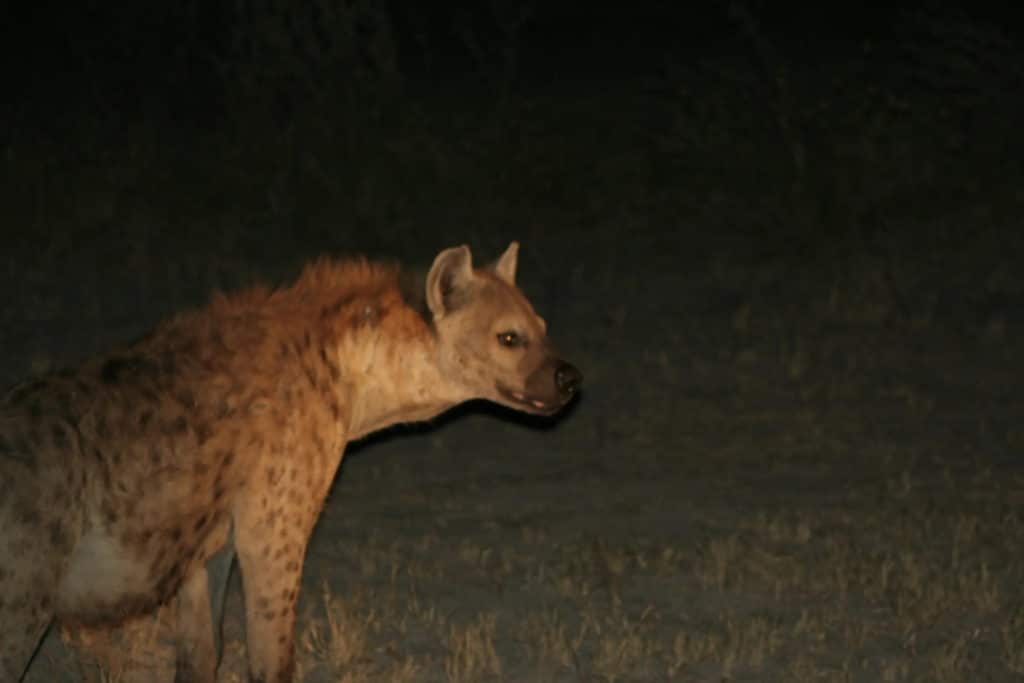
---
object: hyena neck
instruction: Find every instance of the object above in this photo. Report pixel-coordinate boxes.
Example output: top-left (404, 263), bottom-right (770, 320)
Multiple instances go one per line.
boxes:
top-left (335, 288), bottom-right (465, 441)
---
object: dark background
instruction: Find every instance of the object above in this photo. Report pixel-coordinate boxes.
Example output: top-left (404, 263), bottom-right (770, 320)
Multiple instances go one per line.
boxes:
top-left (5, 1), bottom-right (1024, 681)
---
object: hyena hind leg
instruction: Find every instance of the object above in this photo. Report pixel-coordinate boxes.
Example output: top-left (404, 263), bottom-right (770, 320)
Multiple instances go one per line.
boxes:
top-left (204, 537), bottom-right (236, 670)
top-left (175, 523), bottom-right (236, 683)
top-left (0, 612), bottom-right (52, 683)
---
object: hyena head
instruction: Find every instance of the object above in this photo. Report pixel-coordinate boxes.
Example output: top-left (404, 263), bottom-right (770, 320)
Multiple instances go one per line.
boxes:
top-left (426, 241), bottom-right (582, 416)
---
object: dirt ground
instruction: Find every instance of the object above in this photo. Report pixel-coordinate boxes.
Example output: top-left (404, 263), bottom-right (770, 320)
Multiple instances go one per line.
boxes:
top-left (4, 8), bottom-right (1024, 681)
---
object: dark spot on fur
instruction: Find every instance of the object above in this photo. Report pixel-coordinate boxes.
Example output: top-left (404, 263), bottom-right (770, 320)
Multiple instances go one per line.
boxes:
top-left (49, 520), bottom-right (69, 550)
top-left (279, 607), bottom-right (289, 618)
top-left (50, 423), bottom-right (69, 449)
top-left (99, 464), bottom-right (113, 489)
top-left (155, 571), bottom-right (180, 603)
top-left (215, 400), bottom-right (231, 419)
top-left (194, 514), bottom-right (208, 533)
top-left (301, 365), bottom-right (317, 390)
top-left (51, 484), bottom-right (67, 502)
top-left (101, 356), bottom-right (145, 384)
top-left (19, 503), bottom-right (41, 526)
top-left (140, 385), bottom-right (161, 404)
top-left (319, 348), bottom-right (342, 382)
top-left (175, 389), bottom-right (196, 408)
top-left (95, 415), bottom-right (109, 439)
top-left (151, 547), bottom-right (167, 569)
top-left (320, 294), bottom-right (355, 320)
top-left (165, 415), bottom-right (188, 435)
top-left (138, 410), bottom-right (153, 427)
top-left (194, 422), bottom-right (212, 445)
top-left (74, 379), bottom-right (93, 397)
top-left (178, 339), bottom-right (198, 358)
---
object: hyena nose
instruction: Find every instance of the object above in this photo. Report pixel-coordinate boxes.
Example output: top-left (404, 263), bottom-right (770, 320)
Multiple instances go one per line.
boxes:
top-left (555, 362), bottom-right (582, 399)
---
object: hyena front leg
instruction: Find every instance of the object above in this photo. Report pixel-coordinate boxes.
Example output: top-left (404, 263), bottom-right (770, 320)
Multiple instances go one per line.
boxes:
top-left (233, 488), bottom-right (318, 683)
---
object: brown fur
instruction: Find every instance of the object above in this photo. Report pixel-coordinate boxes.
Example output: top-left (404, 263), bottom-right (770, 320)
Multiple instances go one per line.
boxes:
top-left (1, 243), bottom-right (581, 682)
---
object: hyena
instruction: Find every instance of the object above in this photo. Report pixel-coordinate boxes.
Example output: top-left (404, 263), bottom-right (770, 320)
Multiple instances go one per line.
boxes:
top-left (0, 242), bottom-right (581, 682)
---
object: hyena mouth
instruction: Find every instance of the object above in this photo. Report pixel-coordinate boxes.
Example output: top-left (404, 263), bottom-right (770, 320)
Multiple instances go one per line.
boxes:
top-left (499, 386), bottom-right (563, 414)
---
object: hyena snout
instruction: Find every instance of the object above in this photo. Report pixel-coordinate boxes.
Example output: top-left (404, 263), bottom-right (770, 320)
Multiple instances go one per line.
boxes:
top-left (517, 357), bottom-right (582, 415)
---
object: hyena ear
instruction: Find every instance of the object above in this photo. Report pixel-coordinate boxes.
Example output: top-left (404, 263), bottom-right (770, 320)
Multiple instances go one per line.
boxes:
top-left (426, 245), bottom-right (474, 319)
top-left (491, 241), bottom-right (519, 286)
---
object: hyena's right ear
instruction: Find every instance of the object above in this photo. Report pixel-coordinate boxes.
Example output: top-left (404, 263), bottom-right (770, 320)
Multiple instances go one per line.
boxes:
top-left (491, 241), bottom-right (519, 286)
top-left (426, 245), bottom-right (474, 320)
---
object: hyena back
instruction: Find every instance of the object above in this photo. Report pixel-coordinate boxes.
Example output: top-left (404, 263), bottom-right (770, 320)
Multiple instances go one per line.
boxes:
top-left (0, 242), bottom-right (581, 682)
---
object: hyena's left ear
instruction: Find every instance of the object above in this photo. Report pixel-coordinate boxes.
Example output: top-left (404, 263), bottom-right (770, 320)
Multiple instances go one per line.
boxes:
top-left (491, 241), bottom-right (519, 286)
top-left (426, 245), bottom-right (474, 320)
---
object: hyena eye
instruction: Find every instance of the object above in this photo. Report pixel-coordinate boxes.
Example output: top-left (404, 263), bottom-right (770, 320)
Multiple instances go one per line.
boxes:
top-left (497, 331), bottom-right (524, 348)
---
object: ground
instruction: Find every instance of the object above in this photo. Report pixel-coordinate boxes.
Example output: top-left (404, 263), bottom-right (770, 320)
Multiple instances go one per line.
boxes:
top-left (3, 7), bottom-right (1024, 680)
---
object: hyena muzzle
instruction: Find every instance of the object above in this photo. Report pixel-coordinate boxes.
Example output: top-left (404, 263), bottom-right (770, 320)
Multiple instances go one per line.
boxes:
top-left (0, 241), bottom-right (581, 682)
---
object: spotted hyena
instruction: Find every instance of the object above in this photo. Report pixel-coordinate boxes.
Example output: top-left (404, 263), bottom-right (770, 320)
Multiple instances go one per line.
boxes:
top-left (1, 242), bottom-right (581, 682)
